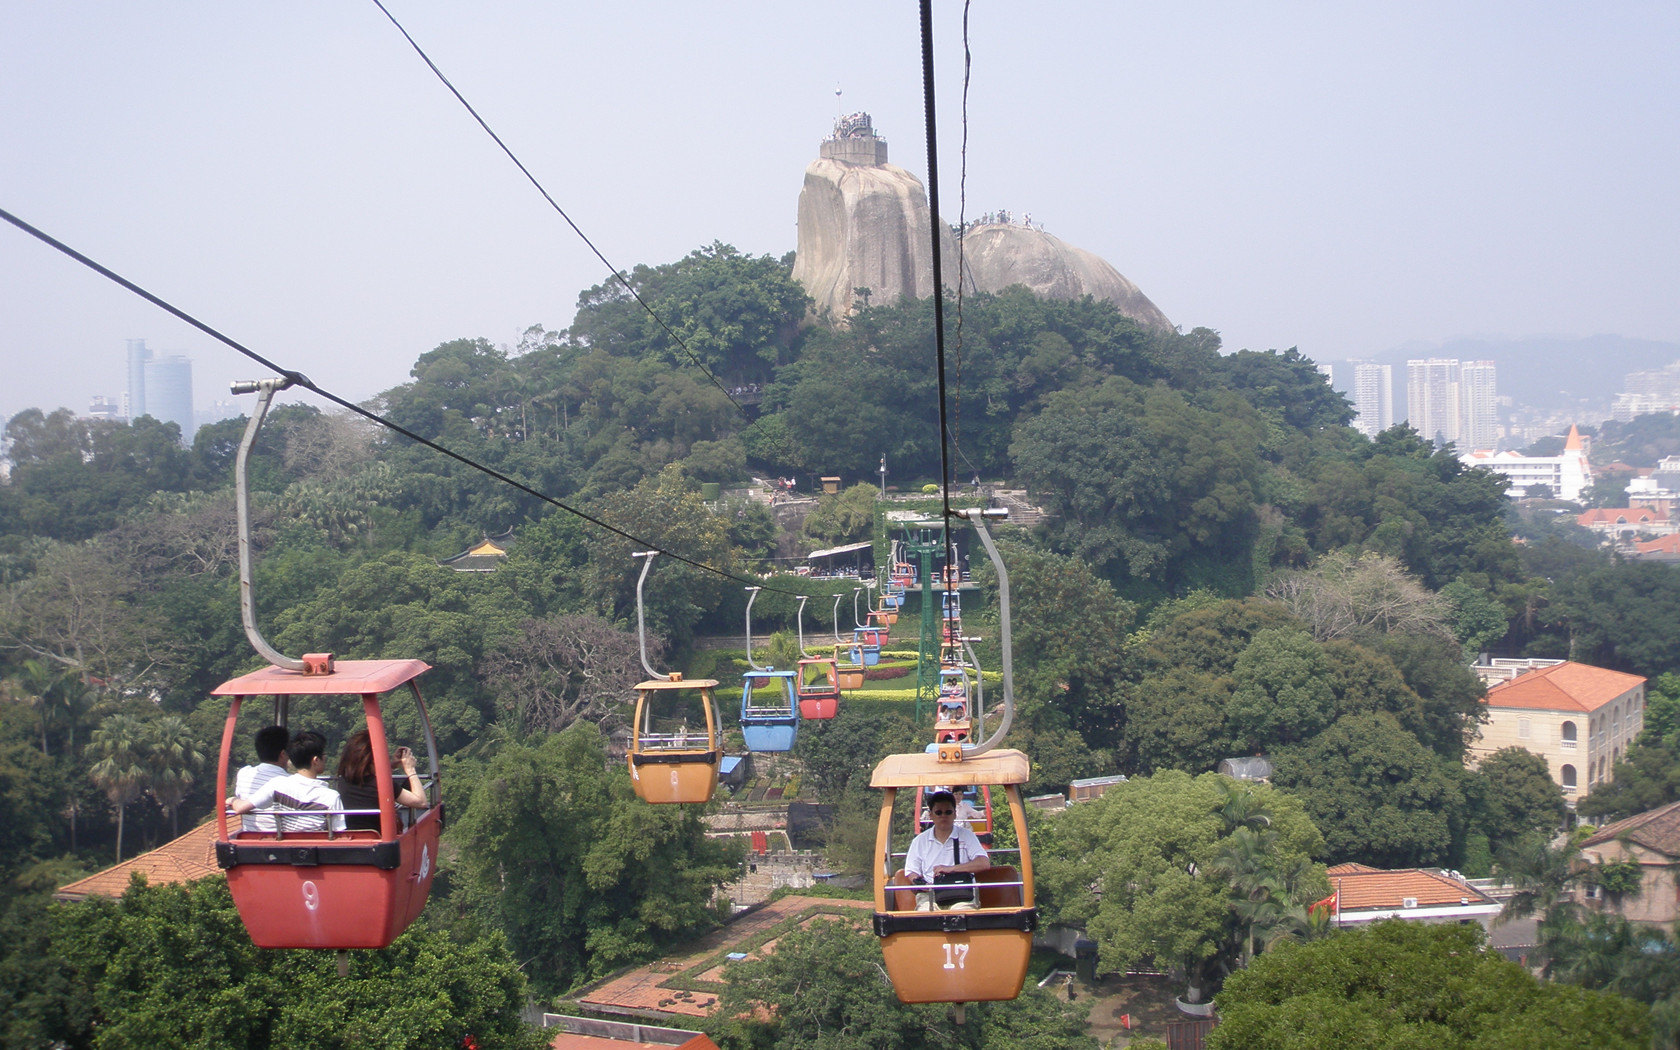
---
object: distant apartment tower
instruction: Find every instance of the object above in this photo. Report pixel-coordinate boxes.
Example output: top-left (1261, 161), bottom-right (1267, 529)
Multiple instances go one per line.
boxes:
top-left (1458, 360), bottom-right (1498, 450)
top-left (142, 354), bottom-right (195, 444)
top-left (125, 338), bottom-right (150, 420)
top-left (1405, 357), bottom-right (1498, 449)
top-left (1407, 358), bottom-right (1461, 445)
top-left (86, 396), bottom-right (122, 422)
top-left (1350, 362), bottom-right (1393, 438)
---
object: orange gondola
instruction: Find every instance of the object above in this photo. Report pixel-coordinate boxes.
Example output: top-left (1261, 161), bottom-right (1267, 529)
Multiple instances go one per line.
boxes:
top-left (872, 750), bottom-right (1036, 1004)
top-left (871, 508), bottom-right (1035, 1011)
top-left (626, 551), bottom-right (721, 804)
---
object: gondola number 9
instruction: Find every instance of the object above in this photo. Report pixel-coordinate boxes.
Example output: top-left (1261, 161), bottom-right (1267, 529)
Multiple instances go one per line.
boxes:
top-left (302, 880), bottom-right (320, 912)
top-left (942, 943), bottom-right (970, 970)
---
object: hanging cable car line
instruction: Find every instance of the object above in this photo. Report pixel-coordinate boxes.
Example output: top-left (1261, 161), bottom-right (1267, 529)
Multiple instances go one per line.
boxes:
top-left (0, 205), bottom-right (812, 600)
top-left (918, 0), bottom-right (960, 577)
top-left (368, 0), bottom-right (754, 426)
top-left (951, 1), bottom-right (975, 476)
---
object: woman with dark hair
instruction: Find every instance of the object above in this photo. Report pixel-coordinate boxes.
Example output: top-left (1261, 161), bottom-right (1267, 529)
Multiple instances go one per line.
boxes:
top-left (335, 728), bottom-right (429, 832)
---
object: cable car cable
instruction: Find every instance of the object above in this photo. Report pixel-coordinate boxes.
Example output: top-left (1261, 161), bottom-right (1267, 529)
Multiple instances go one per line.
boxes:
top-left (0, 204), bottom-right (814, 599)
top-left (918, 0), bottom-right (958, 575)
top-left (368, 0), bottom-right (757, 427)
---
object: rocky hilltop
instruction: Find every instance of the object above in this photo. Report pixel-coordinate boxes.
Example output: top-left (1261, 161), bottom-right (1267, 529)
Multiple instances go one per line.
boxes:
top-left (959, 221), bottom-right (1172, 330)
top-left (790, 113), bottom-right (961, 319)
top-left (792, 113), bottom-right (1170, 330)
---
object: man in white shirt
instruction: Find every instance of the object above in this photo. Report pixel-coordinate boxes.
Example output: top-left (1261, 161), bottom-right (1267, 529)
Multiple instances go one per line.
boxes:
top-left (227, 730), bottom-right (346, 834)
top-left (894, 789), bottom-right (990, 911)
top-left (233, 725), bottom-right (289, 833)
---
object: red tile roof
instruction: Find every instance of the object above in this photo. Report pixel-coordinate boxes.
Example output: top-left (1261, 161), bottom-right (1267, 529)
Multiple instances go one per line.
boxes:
top-left (1485, 662), bottom-right (1645, 713)
top-left (54, 820), bottom-right (220, 901)
top-left (1581, 799), bottom-right (1680, 858)
top-left (1328, 867), bottom-right (1493, 911)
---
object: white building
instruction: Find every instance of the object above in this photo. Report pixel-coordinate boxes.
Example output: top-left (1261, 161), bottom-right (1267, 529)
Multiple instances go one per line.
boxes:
top-left (1407, 358), bottom-right (1461, 445)
top-left (1461, 424), bottom-right (1592, 501)
top-left (1406, 357), bottom-right (1498, 449)
top-left (1350, 362), bottom-right (1394, 438)
top-left (1458, 360), bottom-right (1498, 451)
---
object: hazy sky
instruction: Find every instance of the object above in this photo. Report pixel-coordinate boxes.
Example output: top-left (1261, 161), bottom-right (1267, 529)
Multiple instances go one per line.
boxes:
top-left (3, 1), bottom-right (1677, 427)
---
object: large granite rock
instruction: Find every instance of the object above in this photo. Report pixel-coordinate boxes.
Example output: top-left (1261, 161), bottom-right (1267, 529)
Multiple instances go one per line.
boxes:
top-left (791, 112), bottom-right (1170, 330)
top-left (960, 223), bottom-right (1173, 331)
top-left (791, 156), bottom-right (962, 319)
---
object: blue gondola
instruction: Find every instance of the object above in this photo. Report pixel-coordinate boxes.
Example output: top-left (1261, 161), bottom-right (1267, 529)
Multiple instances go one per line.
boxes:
top-left (851, 626), bottom-right (884, 666)
top-left (740, 668), bottom-right (800, 752)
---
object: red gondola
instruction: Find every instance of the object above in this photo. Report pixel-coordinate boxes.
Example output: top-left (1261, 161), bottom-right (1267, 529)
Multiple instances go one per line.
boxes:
top-left (214, 659), bottom-right (441, 949)
top-left (212, 377), bottom-right (441, 951)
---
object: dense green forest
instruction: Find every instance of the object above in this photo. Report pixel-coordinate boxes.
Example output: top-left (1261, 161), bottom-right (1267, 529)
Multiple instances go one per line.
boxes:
top-left (3, 243), bottom-right (1677, 1046)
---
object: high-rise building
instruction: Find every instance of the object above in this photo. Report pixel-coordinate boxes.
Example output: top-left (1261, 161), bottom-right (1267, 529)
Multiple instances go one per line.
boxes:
top-left (125, 338), bottom-right (150, 421)
top-left (1407, 358), bottom-right (1461, 445)
top-left (142, 353), bottom-right (194, 444)
top-left (1404, 357), bottom-right (1499, 449)
top-left (1350, 362), bottom-right (1393, 438)
top-left (86, 396), bottom-right (122, 422)
top-left (1458, 360), bottom-right (1498, 451)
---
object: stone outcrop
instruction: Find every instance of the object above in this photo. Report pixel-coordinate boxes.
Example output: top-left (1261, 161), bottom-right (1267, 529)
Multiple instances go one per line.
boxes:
top-left (791, 112), bottom-right (1171, 330)
top-left (960, 223), bottom-right (1173, 330)
top-left (791, 113), bottom-right (960, 319)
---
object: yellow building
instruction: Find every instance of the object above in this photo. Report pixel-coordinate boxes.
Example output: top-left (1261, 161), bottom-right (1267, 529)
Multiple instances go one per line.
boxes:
top-left (1469, 660), bottom-right (1646, 801)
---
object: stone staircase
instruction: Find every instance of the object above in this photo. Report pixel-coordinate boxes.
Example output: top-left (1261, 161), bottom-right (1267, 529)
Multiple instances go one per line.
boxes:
top-left (987, 489), bottom-right (1050, 528)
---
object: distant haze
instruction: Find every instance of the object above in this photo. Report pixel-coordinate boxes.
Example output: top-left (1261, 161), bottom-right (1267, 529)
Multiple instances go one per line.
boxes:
top-left (3, 3), bottom-right (1677, 428)
top-left (1321, 335), bottom-right (1680, 424)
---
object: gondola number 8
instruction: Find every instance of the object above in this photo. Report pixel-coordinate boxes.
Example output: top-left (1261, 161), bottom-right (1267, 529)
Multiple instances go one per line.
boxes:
top-left (942, 942), bottom-right (970, 970)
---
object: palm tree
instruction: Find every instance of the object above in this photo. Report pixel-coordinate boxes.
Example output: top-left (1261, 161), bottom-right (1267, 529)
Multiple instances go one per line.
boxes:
top-left (1217, 779), bottom-right (1274, 834)
top-left (14, 659), bottom-right (65, 755)
top-left (56, 675), bottom-right (102, 760)
top-left (146, 715), bottom-right (205, 838)
top-left (1494, 831), bottom-right (1581, 923)
top-left (86, 713), bottom-right (152, 862)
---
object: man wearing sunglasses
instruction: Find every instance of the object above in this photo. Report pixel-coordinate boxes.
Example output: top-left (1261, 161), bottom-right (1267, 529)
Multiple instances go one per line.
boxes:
top-left (894, 789), bottom-right (991, 911)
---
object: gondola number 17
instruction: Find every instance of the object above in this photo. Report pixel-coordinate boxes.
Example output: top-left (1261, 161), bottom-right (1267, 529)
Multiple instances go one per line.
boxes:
top-left (942, 942), bottom-right (970, 970)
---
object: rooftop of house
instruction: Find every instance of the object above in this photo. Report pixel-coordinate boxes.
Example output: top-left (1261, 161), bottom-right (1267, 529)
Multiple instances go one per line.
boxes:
top-left (1580, 799), bottom-right (1680, 858)
top-left (1635, 534), bottom-right (1680, 555)
top-left (1578, 507), bottom-right (1664, 526)
top-left (1325, 863), bottom-right (1497, 913)
top-left (1484, 661), bottom-right (1646, 714)
top-left (54, 820), bottom-right (220, 901)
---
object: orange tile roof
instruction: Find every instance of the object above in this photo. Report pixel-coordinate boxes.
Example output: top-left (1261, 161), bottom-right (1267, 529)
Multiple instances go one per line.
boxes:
top-left (1484, 661), bottom-right (1645, 713)
top-left (1325, 863), bottom-right (1380, 875)
top-left (1636, 535), bottom-right (1680, 555)
top-left (1577, 508), bottom-right (1663, 526)
top-left (54, 820), bottom-right (220, 901)
top-left (1328, 868), bottom-right (1493, 911)
top-left (1581, 799), bottom-right (1680, 858)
